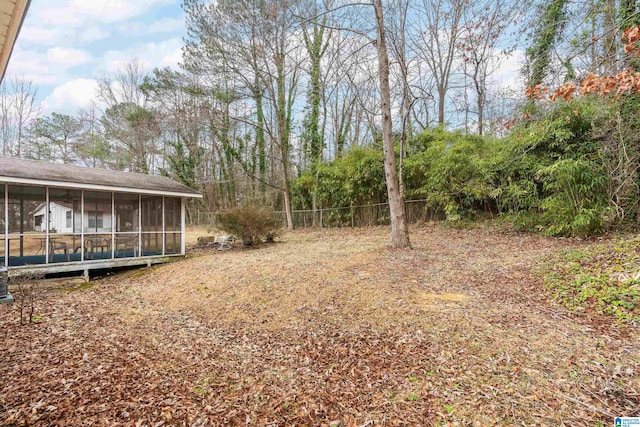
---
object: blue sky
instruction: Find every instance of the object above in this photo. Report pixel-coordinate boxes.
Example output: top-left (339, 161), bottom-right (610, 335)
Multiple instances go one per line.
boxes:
top-left (4, 0), bottom-right (526, 123)
top-left (5, 0), bottom-right (186, 114)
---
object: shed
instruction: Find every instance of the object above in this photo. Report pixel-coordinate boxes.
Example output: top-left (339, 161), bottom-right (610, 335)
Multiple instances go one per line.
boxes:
top-left (0, 157), bottom-right (202, 277)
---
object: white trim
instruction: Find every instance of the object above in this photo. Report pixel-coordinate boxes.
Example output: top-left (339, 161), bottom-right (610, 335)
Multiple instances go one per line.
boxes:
top-left (0, 176), bottom-right (202, 198)
top-left (161, 196), bottom-right (165, 256)
top-left (4, 184), bottom-right (8, 267)
top-left (45, 187), bottom-right (49, 263)
top-left (111, 192), bottom-right (115, 259)
top-left (9, 254), bottom-right (184, 277)
top-left (181, 198), bottom-right (186, 255)
top-left (80, 190), bottom-right (84, 262)
top-left (138, 194), bottom-right (142, 258)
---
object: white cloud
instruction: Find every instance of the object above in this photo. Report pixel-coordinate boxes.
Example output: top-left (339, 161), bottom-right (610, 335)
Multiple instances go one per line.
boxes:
top-left (20, 24), bottom-right (108, 48)
top-left (20, 27), bottom-right (67, 46)
top-left (98, 38), bottom-right (183, 74)
top-left (47, 47), bottom-right (92, 67)
top-left (161, 47), bottom-right (182, 68)
top-left (148, 17), bottom-right (184, 34)
top-left (78, 27), bottom-right (110, 44)
top-left (41, 78), bottom-right (100, 114)
top-left (7, 0), bottom-right (186, 114)
top-left (8, 49), bottom-right (63, 85)
top-left (495, 50), bottom-right (526, 92)
top-left (35, 0), bottom-right (177, 27)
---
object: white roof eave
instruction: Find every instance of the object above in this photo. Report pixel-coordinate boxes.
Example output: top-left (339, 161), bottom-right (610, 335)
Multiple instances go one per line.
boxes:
top-left (0, 175), bottom-right (203, 198)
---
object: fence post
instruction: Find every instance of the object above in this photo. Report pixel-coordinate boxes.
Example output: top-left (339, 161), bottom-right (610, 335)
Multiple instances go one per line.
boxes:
top-left (351, 204), bottom-right (354, 228)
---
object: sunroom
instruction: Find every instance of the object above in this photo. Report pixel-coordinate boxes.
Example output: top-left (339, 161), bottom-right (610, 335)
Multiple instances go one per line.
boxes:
top-left (0, 157), bottom-right (201, 277)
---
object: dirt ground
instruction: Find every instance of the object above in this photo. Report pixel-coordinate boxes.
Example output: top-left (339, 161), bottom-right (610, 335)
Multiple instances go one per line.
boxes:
top-left (1, 224), bottom-right (638, 426)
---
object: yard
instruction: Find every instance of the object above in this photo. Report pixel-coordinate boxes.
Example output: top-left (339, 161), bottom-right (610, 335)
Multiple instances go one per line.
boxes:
top-left (1, 224), bottom-right (638, 425)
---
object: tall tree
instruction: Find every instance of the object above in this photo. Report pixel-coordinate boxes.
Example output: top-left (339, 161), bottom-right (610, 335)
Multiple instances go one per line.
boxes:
top-left (373, 0), bottom-right (412, 248)
top-left (525, 0), bottom-right (569, 88)
top-left (0, 76), bottom-right (38, 157)
top-left (184, 0), bottom-right (266, 199)
top-left (183, 0), bottom-right (303, 227)
top-left (413, 0), bottom-right (465, 126)
top-left (458, 0), bottom-right (516, 135)
top-left (98, 60), bottom-right (160, 174)
top-left (30, 113), bottom-right (82, 164)
top-left (77, 104), bottom-right (112, 168)
top-left (301, 1), bottom-right (330, 226)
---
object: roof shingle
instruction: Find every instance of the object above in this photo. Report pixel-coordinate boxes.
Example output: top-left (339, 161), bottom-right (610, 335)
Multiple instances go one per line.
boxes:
top-left (0, 157), bottom-right (201, 197)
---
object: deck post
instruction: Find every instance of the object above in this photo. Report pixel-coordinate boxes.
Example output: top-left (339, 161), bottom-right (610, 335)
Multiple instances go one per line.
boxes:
top-left (80, 190), bottom-right (84, 262)
top-left (111, 192), bottom-right (115, 259)
top-left (45, 187), bottom-right (50, 263)
top-left (162, 196), bottom-right (165, 256)
top-left (181, 198), bottom-right (186, 255)
top-left (4, 184), bottom-right (8, 267)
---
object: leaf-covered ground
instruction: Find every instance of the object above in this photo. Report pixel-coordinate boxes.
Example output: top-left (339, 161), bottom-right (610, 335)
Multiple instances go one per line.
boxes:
top-left (544, 236), bottom-right (640, 323)
top-left (1, 224), bottom-right (638, 426)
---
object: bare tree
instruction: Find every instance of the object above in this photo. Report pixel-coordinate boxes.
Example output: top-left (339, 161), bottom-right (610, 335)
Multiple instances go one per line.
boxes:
top-left (0, 76), bottom-right (38, 157)
top-left (12, 274), bottom-right (43, 326)
top-left (373, 0), bottom-right (411, 248)
top-left (0, 81), bottom-right (13, 156)
top-left (77, 103), bottom-right (111, 168)
top-left (412, 0), bottom-right (465, 126)
top-left (458, 0), bottom-right (516, 135)
top-left (98, 60), bottom-right (161, 174)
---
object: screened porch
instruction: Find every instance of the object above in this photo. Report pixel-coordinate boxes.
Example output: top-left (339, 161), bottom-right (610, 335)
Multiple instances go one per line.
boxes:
top-left (0, 184), bottom-right (185, 268)
top-left (0, 157), bottom-right (201, 276)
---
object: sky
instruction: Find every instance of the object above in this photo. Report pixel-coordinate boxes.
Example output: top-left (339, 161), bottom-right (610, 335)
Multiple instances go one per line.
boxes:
top-left (4, 0), bottom-right (525, 122)
top-left (5, 0), bottom-right (186, 115)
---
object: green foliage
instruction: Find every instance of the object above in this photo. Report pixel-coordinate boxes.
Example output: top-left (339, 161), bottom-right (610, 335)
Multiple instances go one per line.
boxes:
top-left (403, 128), bottom-right (496, 220)
top-left (291, 95), bottom-right (640, 238)
top-left (543, 237), bottom-right (640, 323)
top-left (525, 0), bottom-right (570, 87)
top-left (29, 112), bottom-right (83, 163)
top-left (291, 147), bottom-right (386, 225)
top-left (216, 206), bottom-right (282, 246)
top-left (499, 97), bottom-right (613, 236)
top-left (160, 132), bottom-right (204, 190)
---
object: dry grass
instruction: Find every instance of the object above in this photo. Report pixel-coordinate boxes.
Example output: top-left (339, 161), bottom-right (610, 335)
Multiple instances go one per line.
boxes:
top-left (1, 223), bottom-right (638, 425)
top-left (185, 225), bottom-right (215, 247)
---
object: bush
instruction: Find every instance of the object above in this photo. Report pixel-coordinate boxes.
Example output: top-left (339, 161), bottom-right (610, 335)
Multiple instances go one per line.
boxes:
top-left (216, 206), bottom-right (282, 246)
top-left (498, 97), bottom-right (614, 236)
top-left (404, 128), bottom-right (497, 219)
top-left (291, 147), bottom-right (387, 213)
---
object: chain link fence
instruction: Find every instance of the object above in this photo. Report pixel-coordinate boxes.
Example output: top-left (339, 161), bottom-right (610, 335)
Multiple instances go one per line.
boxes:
top-left (187, 199), bottom-right (442, 229)
top-left (187, 211), bottom-right (217, 227)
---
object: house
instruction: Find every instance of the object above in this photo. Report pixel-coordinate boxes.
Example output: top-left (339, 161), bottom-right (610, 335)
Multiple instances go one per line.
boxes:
top-left (0, 157), bottom-right (202, 276)
top-left (32, 201), bottom-right (113, 234)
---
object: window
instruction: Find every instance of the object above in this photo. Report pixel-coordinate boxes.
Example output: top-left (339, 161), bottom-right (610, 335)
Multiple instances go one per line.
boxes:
top-left (66, 211), bottom-right (72, 228)
top-left (88, 211), bottom-right (104, 229)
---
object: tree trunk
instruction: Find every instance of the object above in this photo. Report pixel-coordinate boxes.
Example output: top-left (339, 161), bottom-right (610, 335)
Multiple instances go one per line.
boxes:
top-left (373, 0), bottom-right (411, 249)
top-left (602, 0), bottom-right (617, 74)
top-left (255, 88), bottom-right (266, 197)
top-left (437, 85), bottom-right (446, 126)
top-left (276, 52), bottom-right (294, 230)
